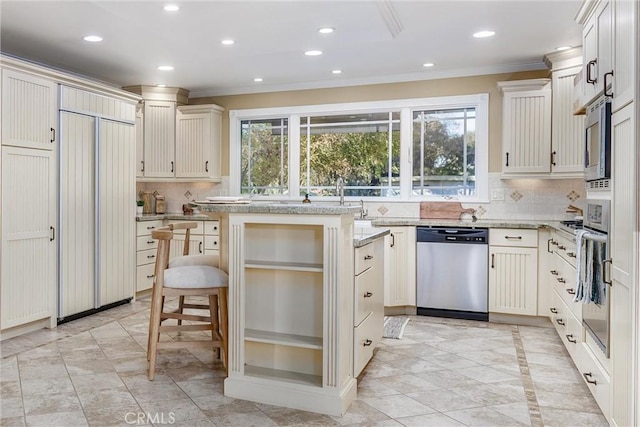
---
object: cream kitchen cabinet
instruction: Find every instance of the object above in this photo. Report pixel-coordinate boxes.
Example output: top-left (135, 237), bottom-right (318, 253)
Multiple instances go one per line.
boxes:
top-left (353, 238), bottom-right (384, 377)
top-left (384, 226), bottom-right (416, 308)
top-left (611, 0), bottom-right (636, 112)
top-left (176, 105), bottom-right (223, 180)
top-left (1, 68), bottom-right (57, 150)
top-left (141, 100), bottom-right (176, 178)
top-left (136, 220), bottom-right (162, 293)
top-left (224, 213), bottom-right (356, 416)
top-left (579, 0), bottom-right (613, 107)
top-left (135, 104), bottom-right (144, 178)
top-left (488, 228), bottom-right (538, 316)
top-left (498, 79), bottom-right (553, 176)
top-left (543, 49), bottom-right (585, 177)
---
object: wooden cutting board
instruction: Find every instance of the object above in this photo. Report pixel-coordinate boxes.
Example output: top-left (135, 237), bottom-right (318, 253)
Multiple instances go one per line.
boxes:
top-left (420, 202), bottom-right (476, 219)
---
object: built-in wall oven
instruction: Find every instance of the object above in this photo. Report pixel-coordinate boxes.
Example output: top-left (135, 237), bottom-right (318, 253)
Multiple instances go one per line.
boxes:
top-left (579, 198), bottom-right (611, 357)
top-left (584, 96), bottom-right (612, 181)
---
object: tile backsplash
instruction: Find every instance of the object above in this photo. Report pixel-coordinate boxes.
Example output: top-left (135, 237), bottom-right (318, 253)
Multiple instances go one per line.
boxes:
top-left (136, 173), bottom-right (585, 221)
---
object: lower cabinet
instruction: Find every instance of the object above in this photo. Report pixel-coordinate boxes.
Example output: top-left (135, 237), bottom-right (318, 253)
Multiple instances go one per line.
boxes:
top-left (353, 238), bottom-right (384, 376)
top-left (135, 220), bottom-right (162, 293)
top-left (384, 226), bottom-right (416, 307)
top-left (488, 228), bottom-right (538, 315)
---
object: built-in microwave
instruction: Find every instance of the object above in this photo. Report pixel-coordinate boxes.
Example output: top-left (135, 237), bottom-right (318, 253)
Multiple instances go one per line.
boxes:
top-left (584, 96), bottom-right (611, 181)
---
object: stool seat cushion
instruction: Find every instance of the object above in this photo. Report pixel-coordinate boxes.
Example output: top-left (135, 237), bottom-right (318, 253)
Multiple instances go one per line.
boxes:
top-left (163, 265), bottom-right (228, 289)
top-left (169, 254), bottom-right (219, 269)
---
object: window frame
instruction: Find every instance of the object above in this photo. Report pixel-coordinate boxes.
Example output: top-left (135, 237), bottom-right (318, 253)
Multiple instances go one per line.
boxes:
top-left (229, 94), bottom-right (489, 203)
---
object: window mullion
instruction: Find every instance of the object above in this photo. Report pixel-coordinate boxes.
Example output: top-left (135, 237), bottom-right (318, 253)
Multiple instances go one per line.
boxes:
top-left (288, 114), bottom-right (301, 199)
top-left (399, 108), bottom-right (412, 199)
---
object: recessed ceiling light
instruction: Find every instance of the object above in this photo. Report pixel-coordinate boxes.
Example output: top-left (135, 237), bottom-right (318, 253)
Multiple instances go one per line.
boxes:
top-left (83, 35), bottom-right (103, 42)
top-left (156, 84), bottom-right (167, 88)
top-left (318, 27), bottom-right (335, 34)
top-left (163, 4), bottom-right (179, 11)
top-left (555, 46), bottom-right (572, 51)
top-left (332, 69), bottom-right (342, 74)
top-left (473, 30), bottom-right (495, 38)
top-left (157, 65), bottom-right (174, 71)
top-left (254, 77), bottom-right (263, 82)
top-left (304, 50), bottom-right (323, 56)
top-left (221, 39), bottom-right (235, 45)
top-left (422, 62), bottom-right (435, 68)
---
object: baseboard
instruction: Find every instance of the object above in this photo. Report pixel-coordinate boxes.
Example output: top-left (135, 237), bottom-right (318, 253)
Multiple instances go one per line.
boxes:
top-left (384, 306), bottom-right (417, 316)
top-left (489, 313), bottom-right (553, 327)
top-left (0, 317), bottom-right (54, 341)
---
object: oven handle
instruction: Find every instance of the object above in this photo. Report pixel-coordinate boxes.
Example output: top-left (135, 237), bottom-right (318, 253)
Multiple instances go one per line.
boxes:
top-left (603, 258), bottom-right (613, 286)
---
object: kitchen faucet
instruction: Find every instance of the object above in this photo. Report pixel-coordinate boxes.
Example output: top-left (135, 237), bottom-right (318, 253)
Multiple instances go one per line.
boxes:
top-left (336, 177), bottom-right (345, 205)
top-left (359, 199), bottom-right (368, 219)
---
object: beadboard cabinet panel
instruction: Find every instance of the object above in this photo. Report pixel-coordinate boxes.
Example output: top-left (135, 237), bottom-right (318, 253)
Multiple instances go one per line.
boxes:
top-left (142, 100), bottom-right (175, 178)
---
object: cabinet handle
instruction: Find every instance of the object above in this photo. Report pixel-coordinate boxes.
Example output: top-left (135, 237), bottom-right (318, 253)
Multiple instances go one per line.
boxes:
top-left (147, 240), bottom-right (154, 244)
top-left (556, 318), bottom-right (565, 326)
top-left (171, 161), bottom-right (174, 173)
top-left (551, 151), bottom-right (556, 166)
top-left (141, 161), bottom-right (145, 172)
top-left (146, 274), bottom-right (155, 279)
top-left (504, 236), bottom-right (522, 240)
top-left (550, 269), bottom-right (559, 276)
top-left (147, 226), bottom-right (156, 230)
top-left (603, 259), bottom-right (613, 286)
top-left (586, 59), bottom-right (598, 84)
top-left (390, 233), bottom-right (395, 248)
top-left (147, 254), bottom-right (155, 259)
top-left (199, 242), bottom-right (203, 253)
top-left (364, 255), bottom-right (373, 260)
top-left (550, 307), bottom-right (558, 314)
top-left (566, 288), bottom-right (576, 295)
top-left (557, 277), bottom-right (566, 284)
top-left (364, 292), bottom-right (373, 298)
top-left (363, 339), bottom-right (373, 347)
top-left (567, 252), bottom-right (576, 258)
top-left (566, 334), bottom-right (577, 343)
top-left (50, 127), bottom-right (55, 143)
top-left (604, 71), bottom-right (614, 97)
top-left (214, 226), bottom-right (218, 231)
top-left (50, 226), bottom-right (55, 241)
top-left (547, 238), bottom-right (556, 253)
top-left (557, 245), bottom-right (566, 250)
top-left (505, 152), bottom-right (509, 167)
top-left (583, 372), bottom-right (597, 385)
top-left (491, 253), bottom-right (495, 269)
top-left (205, 161), bottom-right (209, 172)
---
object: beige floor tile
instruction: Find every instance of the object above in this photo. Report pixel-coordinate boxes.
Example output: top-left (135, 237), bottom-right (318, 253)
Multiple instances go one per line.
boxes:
top-left (536, 389), bottom-right (605, 414)
top-left (192, 395), bottom-right (261, 418)
top-left (449, 382), bottom-right (525, 407)
top-left (22, 392), bottom-right (82, 415)
top-left (258, 405), bottom-right (341, 426)
top-left (210, 411), bottom-right (277, 426)
top-left (25, 410), bottom-right (88, 427)
top-left (0, 380), bottom-right (22, 399)
top-left (17, 361), bottom-right (68, 381)
top-left (168, 419), bottom-right (215, 427)
top-left (416, 369), bottom-right (483, 389)
top-left (127, 380), bottom-right (189, 403)
top-left (21, 376), bottom-right (75, 396)
top-left (1, 397), bottom-right (24, 418)
top-left (375, 373), bottom-right (443, 393)
top-left (406, 389), bottom-right (482, 412)
top-left (456, 365), bottom-right (521, 384)
top-left (83, 403), bottom-right (143, 427)
top-left (139, 398), bottom-right (208, 423)
top-left (540, 406), bottom-right (609, 426)
top-left (444, 406), bottom-right (529, 426)
top-left (395, 412), bottom-right (466, 426)
top-left (0, 356), bottom-right (20, 382)
top-left (489, 402), bottom-right (533, 425)
top-left (353, 377), bottom-right (401, 399)
top-left (0, 416), bottom-right (26, 426)
top-left (330, 401), bottom-right (391, 426)
top-left (361, 394), bottom-right (436, 419)
top-left (76, 388), bottom-right (139, 412)
top-left (69, 372), bottom-right (127, 393)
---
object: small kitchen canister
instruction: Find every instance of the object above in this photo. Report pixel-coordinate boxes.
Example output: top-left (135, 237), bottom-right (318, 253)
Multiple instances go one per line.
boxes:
top-left (142, 192), bottom-right (153, 214)
top-left (155, 195), bottom-right (166, 214)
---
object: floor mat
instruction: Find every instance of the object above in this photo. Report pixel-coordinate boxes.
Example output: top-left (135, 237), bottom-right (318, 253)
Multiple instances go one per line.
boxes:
top-left (383, 315), bottom-right (410, 339)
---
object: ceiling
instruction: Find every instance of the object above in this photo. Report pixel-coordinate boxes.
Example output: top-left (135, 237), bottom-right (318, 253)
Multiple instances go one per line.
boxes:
top-left (0, 0), bottom-right (583, 98)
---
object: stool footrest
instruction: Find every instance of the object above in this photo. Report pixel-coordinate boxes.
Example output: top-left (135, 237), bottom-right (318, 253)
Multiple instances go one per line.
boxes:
top-left (157, 340), bottom-right (223, 350)
top-left (162, 312), bottom-right (212, 323)
top-left (159, 324), bottom-right (213, 333)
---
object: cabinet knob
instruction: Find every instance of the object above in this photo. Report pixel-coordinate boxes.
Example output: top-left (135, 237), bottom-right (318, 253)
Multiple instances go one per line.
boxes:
top-left (556, 318), bottom-right (565, 326)
top-left (567, 252), bottom-right (576, 258)
top-left (504, 235), bottom-right (522, 240)
top-left (557, 245), bottom-right (566, 250)
top-left (147, 226), bottom-right (156, 230)
top-left (557, 277), bottom-right (566, 284)
top-left (146, 274), bottom-right (155, 279)
top-left (364, 292), bottom-right (373, 298)
top-left (147, 255), bottom-right (155, 259)
top-left (583, 372), bottom-right (597, 385)
top-left (565, 288), bottom-right (575, 295)
top-left (566, 334), bottom-right (577, 343)
top-left (364, 255), bottom-right (373, 260)
top-left (147, 240), bottom-right (154, 244)
top-left (550, 270), bottom-right (559, 276)
top-left (363, 339), bottom-right (373, 347)
top-left (550, 307), bottom-right (558, 314)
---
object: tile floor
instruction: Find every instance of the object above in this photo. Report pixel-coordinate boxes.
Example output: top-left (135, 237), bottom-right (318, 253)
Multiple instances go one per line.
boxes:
top-left (1, 299), bottom-right (608, 426)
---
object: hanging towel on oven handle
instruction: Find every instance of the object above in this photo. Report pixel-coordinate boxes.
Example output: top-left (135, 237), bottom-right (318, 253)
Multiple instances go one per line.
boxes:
top-left (574, 230), bottom-right (606, 305)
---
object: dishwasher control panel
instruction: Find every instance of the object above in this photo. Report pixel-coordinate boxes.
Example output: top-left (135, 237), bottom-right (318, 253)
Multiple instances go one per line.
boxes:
top-left (417, 227), bottom-right (488, 244)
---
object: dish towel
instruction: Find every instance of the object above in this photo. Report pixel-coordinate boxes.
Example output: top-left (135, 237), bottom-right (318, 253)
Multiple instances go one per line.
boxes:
top-left (574, 229), bottom-right (589, 303)
top-left (574, 231), bottom-right (607, 305)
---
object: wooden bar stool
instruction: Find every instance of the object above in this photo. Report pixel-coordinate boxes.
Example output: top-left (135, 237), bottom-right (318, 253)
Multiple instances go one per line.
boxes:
top-left (147, 227), bottom-right (228, 380)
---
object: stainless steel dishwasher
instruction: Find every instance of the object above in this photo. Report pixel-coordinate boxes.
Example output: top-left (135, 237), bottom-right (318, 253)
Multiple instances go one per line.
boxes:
top-left (416, 227), bottom-right (489, 321)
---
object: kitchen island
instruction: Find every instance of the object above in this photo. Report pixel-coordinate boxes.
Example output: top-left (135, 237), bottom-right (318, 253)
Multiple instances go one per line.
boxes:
top-left (196, 202), bottom-right (384, 416)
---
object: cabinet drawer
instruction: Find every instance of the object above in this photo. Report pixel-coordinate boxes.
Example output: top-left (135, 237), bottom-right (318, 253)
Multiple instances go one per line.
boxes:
top-left (355, 268), bottom-right (375, 326)
top-left (137, 235), bottom-right (158, 251)
top-left (204, 220), bottom-right (220, 235)
top-left (168, 220), bottom-right (203, 235)
top-left (136, 263), bottom-right (156, 292)
top-left (355, 242), bottom-right (378, 276)
top-left (550, 290), bottom-right (567, 336)
top-left (354, 311), bottom-right (382, 376)
top-left (137, 248), bottom-right (157, 266)
top-left (563, 310), bottom-right (583, 360)
top-left (204, 235), bottom-right (220, 251)
top-left (489, 228), bottom-right (538, 247)
top-left (577, 344), bottom-right (611, 419)
top-left (555, 234), bottom-right (577, 267)
top-left (137, 220), bottom-right (164, 235)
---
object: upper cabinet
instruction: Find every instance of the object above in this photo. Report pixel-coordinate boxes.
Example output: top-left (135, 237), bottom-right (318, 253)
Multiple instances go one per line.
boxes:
top-left (1, 69), bottom-right (57, 150)
top-left (611, 0), bottom-right (636, 112)
top-left (124, 85), bottom-right (223, 182)
top-left (581, 0), bottom-right (612, 106)
top-left (498, 79), bottom-right (552, 176)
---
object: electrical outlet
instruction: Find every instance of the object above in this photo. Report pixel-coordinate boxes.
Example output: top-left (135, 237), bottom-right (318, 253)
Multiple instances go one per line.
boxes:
top-left (491, 189), bottom-right (505, 201)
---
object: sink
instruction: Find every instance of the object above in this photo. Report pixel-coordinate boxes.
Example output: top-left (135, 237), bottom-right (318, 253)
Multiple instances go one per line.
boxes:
top-left (354, 219), bottom-right (373, 229)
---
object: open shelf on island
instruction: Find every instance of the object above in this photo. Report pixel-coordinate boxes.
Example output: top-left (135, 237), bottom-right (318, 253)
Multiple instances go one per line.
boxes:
top-left (244, 364), bottom-right (323, 388)
top-left (245, 259), bottom-right (323, 272)
top-left (245, 329), bottom-right (323, 350)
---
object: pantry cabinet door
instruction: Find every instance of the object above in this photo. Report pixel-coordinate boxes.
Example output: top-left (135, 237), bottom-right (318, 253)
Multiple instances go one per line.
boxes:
top-left (142, 100), bottom-right (175, 177)
top-left (1, 146), bottom-right (56, 328)
top-left (1, 69), bottom-right (57, 150)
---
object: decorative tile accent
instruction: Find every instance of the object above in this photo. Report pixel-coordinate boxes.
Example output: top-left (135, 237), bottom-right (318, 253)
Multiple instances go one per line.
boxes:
top-left (475, 206), bottom-right (486, 217)
top-left (566, 190), bottom-right (580, 201)
top-left (184, 190), bottom-right (192, 200)
top-left (510, 191), bottom-right (523, 202)
top-left (377, 205), bottom-right (389, 216)
top-left (512, 327), bottom-right (544, 427)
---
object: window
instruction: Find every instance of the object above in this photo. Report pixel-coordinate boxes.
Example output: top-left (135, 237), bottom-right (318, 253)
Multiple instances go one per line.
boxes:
top-left (300, 112), bottom-right (400, 197)
top-left (412, 108), bottom-right (476, 197)
top-left (240, 118), bottom-right (288, 195)
top-left (230, 94), bottom-right (488, 202)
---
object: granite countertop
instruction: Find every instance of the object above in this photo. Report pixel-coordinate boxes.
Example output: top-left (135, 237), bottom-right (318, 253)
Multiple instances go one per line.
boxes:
top-left (367, 217), bottom-right (546, 229)
top-left (195, 202), bottom-right (362, 215)
top-left (136, 213), bottom-right (214, 221)
top-left (353, 228), bottom-right (390, 248)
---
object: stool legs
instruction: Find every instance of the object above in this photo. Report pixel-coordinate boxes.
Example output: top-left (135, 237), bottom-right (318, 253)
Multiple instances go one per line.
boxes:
top-left (219, 287), bottom-right (229, 375)
top-left (147, 287), bottom-right (164, 380)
